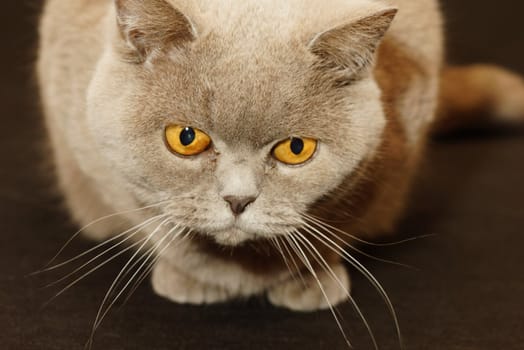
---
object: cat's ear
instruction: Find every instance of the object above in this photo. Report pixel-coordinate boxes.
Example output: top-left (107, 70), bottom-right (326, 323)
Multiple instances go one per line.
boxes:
top-left (115, 0), bottom-right (197, 62)
top-left (309, 8), bottom-right (397, 78)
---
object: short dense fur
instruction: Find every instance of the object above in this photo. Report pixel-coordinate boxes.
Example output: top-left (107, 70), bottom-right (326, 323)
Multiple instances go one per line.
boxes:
top-left (38, 0), bottom-right (523, 311)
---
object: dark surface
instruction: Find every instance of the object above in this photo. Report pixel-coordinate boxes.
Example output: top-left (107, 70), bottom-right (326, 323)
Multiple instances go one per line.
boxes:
top-left (1, 1), bottom-right (523, 349)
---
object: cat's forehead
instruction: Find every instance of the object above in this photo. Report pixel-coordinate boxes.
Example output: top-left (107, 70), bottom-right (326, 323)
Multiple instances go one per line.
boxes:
top-left (200, 47), bottom-right (319, 145)
top-left (146, 40), bottom-right (349, 147)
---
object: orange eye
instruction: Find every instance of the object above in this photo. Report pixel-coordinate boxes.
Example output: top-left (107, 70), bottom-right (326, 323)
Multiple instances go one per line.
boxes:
top-left (165, 125), bottom-right (211, 156)
top-left (273, 137), bottom-right (318, 165)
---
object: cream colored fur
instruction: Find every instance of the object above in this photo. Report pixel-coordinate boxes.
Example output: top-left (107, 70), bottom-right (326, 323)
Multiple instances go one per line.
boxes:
top-left (38, 0), bottom-right (443, 311)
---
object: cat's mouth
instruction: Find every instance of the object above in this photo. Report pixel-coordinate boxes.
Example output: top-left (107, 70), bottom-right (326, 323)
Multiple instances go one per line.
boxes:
top-left (209, 226), bottom-right (258, 246)
top-left (188, 213), bottom-right (291, 247)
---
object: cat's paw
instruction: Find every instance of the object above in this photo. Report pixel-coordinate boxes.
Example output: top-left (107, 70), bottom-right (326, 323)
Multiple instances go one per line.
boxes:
top-left (151, 258), bottom-right (230, 305)
top-left (267, 264), bottom-right (350, 312)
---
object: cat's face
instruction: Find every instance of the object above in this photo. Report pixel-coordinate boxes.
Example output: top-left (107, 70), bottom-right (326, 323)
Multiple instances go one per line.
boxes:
top-left (86, 0), bottom-right (395, 245)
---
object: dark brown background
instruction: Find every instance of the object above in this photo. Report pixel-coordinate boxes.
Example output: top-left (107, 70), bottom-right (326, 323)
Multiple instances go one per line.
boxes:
top-left (1, 1), bottom-right (523, 349)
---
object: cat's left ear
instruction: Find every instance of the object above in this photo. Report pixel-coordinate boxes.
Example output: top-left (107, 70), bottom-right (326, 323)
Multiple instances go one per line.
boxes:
top-left (309, 8), bottom-right (397, 78)
top-left (115, 0), bottom-right (197, 63)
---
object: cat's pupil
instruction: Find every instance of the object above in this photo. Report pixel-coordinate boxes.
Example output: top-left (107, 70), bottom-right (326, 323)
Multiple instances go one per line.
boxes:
top-left (180, 127), bottom-right (196, 146)
top-left (290, 138), bottom-right (304, 155)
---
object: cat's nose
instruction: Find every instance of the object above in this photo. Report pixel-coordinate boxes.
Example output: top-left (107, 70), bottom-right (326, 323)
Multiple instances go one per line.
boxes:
top-left (223, 196), bottom-right (257, 216)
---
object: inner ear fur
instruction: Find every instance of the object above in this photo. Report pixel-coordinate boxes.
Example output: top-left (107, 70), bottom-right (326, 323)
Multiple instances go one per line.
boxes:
top-left (115, 0), bottom-right (197, 63)
top-left (309, 8), bottom-right (398, 79)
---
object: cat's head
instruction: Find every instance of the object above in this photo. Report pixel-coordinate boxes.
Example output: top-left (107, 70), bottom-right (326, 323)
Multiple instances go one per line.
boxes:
top-left (86, 0), bottom-right (396, 246)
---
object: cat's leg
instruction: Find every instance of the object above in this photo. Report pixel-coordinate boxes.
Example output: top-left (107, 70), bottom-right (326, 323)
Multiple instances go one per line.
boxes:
top-left (267, 263), bottom-right (350, 312)
top-left (152, 257), bottom-right (230, 305)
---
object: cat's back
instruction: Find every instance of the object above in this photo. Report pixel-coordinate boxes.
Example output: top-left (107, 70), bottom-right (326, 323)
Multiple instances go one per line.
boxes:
top-left (388, 0), bottom-right (443, 67)
top-left (39, 0), bottom-right (110, 84)
top-left (38, 0), bottom-right (111, 121)
top-left (40, 0), bottom-right (109, 50)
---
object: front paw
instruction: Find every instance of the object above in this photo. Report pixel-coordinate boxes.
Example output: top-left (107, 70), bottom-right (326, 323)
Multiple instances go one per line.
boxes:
top-left (267, 264), bottom-right (350, 312)
top-left (152, 258), bottom-right (230, 305)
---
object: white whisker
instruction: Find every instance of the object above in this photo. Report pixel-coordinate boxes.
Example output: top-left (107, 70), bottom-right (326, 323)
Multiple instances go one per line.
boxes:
top-left (42, 236), bottom-right (150, 309)
top-left (272, 235), bottom-right (307, 288)
top-left (286, 233), bottom-right (353, 349)
top-left (121, 229), bottom-right (194, 307)
top-left (305, 213), bottom-right (434, 247)
top-left (37, 214), bottom-right (169, 277)
top-left (269, 237), bottom-right (294, 278)
top-left (299, 222), bottom-right (403, 348)
top-left (45, 200), bottom-right (171, 267)
top-left (294, 231), bottom-right (377, 350)
top-left (301, 220), bottom-right (416, 270)
top-left (107, 228), bottom-right (172, 301)
top-left (88, 217), bottom-right (172, 343)
top-left (92, 225), bottom-right (186, 333)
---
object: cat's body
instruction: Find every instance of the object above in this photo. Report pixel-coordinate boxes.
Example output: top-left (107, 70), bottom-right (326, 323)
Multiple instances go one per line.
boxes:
top-left (38, 0), bottom-right (524, 310)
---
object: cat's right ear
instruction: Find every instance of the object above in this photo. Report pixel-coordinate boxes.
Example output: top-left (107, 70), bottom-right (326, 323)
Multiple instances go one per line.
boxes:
top-left (308, 8), bottom-right (397, 80)
top-left (115, 0), bottom-right (197, 63)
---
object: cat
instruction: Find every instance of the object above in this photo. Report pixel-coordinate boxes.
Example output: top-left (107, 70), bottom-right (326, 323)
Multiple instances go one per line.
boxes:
top-left (38, 0), bottom-right (524, 317)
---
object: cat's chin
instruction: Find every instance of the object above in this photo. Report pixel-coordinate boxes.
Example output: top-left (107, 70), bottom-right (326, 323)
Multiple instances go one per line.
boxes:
top-left (209, 227), bottom-right (259, 247)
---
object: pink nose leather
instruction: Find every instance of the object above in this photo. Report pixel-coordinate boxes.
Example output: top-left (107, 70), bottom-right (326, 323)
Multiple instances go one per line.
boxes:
top-left (223, 196), bottom-right (257, 216)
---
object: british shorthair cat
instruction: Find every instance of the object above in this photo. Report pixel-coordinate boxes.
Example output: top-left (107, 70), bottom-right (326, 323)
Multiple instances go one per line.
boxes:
top-left (38, 0), bottom-right (524, 336)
